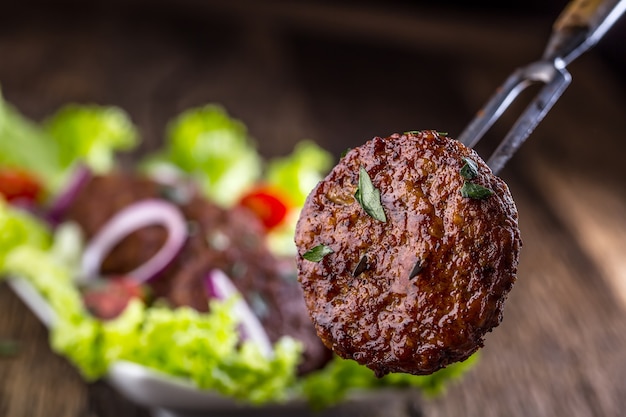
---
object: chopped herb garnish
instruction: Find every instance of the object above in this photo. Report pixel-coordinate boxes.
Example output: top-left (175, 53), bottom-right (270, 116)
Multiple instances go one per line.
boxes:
top-left (303, 244), bottom-right (334, 262)
top-left (437, 131), bottom-right (449, 136)
top-left (0, 339), bottom-right (19, 357)
top-left (461, 182), bottom-right (494, 199)
top-left (354, 166), bottom-right (387, 222)
top-left (352, 255), bottom-right (369, 277)
top-left (409, 259), bottom-right (424, 280)
top-left (460, 157), bottom-right (479, 180)
top-left (404, 130), bottom-right (422, 135)
top-left (340, 148), bottom-right (352, 158)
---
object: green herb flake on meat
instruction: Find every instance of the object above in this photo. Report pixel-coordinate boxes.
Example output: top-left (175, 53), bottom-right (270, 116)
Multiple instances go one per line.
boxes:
top-left (354, 166), bottom-right (387, 222)
top-left (302, 244), bottom-right (334, 262)
top-left (460, 181), bottom-right (494, 199)
top-left (460, 157), bottom-right (479, 180)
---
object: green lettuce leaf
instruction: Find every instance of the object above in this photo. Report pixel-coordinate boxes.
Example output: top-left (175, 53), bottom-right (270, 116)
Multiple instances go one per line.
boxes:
top-left (155, 105), bottom-right (262, 207)
top-left (265, 140), bottom-right (333, 207)
top-left (45, 104), bottom-right (138, 174)
top-left (51, 295), bottom-right (303, 402)
top-left (3, 246), bottom-right (86, 324)
top-left (0, 90), bottom-right (62, 191)
top-left (0, 200), bottom-right (51, 269)
top-left (298, 353), bottom-right (479, 409)
top-left (51, 315), bottom-right (107, 379)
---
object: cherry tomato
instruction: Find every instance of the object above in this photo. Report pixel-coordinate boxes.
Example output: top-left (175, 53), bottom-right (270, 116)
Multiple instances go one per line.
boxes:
top-left (0, 168), bottom-right (43, 203)
top-left (238, 185), bottom-right (290, 230)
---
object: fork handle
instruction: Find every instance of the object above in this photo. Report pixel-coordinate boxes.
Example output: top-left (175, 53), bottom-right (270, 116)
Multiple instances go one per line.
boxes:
top-left (548, 0), bottom-right (626, 64)
top-left (554, 0), bottom-right (615, 31)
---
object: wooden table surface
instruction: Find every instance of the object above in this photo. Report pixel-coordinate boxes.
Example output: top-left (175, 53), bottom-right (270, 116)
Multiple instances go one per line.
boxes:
top-left (1, 1), bottom-right (625, 416)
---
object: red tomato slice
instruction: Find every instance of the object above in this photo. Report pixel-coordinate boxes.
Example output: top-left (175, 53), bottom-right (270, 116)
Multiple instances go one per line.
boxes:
top-left (0, 168), bottom-right (43, 203)
top-left (82, 276), bottom-right (145, 320)
top-left (238, 186), bottom-right (290, 230)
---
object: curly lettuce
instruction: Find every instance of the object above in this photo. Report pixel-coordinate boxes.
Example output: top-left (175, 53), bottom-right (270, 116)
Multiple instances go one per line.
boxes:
top-left (0, 199), bottom-right (51, 269)
top-left (299, 353), bottom-right (479, 409)
top-left (45, 104), bottom-right (138, 174)
top-left (146, 105), bottom-right (262, 207)
top-left (50, 298), bottom-right (303, 402)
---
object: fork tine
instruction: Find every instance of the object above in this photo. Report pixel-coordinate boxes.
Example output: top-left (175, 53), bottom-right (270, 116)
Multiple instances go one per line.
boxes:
top-left (457, 69), bottom-right (532, 149)
top-left (457, 61), bottom-right (572, 174)
top-left (457, 0), bottom-right (625, 173)
top-left (457, 59), bottom-right (562, 150)
top-left (486, 66), bottom-right (571, 174)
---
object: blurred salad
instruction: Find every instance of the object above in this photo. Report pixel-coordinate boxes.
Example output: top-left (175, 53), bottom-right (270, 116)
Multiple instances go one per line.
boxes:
top-left (0, 88), bottom-right (477, 408)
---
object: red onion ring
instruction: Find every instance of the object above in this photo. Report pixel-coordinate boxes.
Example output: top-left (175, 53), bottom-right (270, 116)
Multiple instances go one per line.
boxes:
top-left (80, 199), bottom-right (187, 284)
top-left (46, 165), bottom-right (92, 225)
top-left (203, 269), bottom-right (273, 357)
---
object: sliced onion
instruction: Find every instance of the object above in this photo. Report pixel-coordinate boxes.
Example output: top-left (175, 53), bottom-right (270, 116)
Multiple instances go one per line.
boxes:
top-left (80, 199), bottom-right (187, 284)
top-left (204, 269), bottom-right (273, 358)
top-left (46, 165), bottom-right (92, 225)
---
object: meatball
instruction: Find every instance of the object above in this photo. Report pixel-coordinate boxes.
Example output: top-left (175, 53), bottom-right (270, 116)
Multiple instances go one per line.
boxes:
top-left (295, 131), bottom-right (521, 376)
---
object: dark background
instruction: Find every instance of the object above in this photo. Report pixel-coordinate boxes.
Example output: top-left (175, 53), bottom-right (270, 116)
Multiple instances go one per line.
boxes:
top-left (1, 0), bottom-right (625, 158)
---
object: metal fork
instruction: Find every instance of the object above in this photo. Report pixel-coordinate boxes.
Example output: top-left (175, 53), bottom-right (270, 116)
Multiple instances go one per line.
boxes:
top-left (457, 0), bottom-right (626, 175)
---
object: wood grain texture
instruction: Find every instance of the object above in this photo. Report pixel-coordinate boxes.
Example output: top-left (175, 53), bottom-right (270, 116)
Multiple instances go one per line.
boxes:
top-left (1, 1), bottom-right (625, 416)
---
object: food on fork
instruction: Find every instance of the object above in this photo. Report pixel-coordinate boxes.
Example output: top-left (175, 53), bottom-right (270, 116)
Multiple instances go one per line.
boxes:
top-left (295, 130), bottom-right (522, 376)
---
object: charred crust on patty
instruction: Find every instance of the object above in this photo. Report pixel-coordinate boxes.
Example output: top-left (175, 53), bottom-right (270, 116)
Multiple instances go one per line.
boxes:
top-left (295, 130), bottom-right (521, 376)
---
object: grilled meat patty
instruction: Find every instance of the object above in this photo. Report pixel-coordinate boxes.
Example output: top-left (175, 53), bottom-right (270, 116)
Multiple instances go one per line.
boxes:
top-left (295, 131), bottom-right (521, 376)
top-left (65, 172), bottom-right (332, 374)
